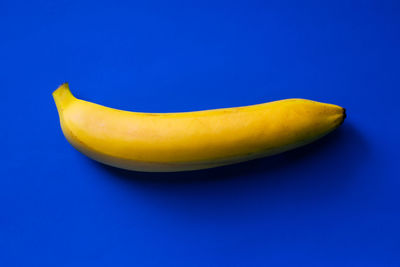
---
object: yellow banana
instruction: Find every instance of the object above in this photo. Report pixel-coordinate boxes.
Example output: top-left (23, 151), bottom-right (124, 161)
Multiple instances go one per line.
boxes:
top-left (53, 83), bottom-right (345, 172)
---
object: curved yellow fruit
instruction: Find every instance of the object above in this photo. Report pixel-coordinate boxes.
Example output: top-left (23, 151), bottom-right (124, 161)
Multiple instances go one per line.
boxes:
top-left (53, 83), bottom-right (346, 172)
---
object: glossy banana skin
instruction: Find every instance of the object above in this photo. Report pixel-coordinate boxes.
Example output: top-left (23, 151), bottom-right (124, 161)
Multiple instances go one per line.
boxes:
top-left (53, 83), bottom-right (345, 172)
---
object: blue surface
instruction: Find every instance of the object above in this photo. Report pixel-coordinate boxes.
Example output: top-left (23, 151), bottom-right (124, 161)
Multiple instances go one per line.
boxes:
top-left (2, 0), bottom-right (400, 266)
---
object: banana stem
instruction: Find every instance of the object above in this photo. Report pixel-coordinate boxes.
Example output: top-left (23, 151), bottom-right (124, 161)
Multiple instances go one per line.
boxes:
top-left (53, 83), bottom-right (75, 111)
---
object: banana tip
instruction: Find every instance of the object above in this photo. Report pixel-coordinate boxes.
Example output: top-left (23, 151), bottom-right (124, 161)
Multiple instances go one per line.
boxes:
top-left (341, 107), bottom-right (346, 125)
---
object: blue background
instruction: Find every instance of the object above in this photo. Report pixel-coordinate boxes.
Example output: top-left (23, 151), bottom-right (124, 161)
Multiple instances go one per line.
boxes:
top-left (2, 0), bottom-right (400, 266)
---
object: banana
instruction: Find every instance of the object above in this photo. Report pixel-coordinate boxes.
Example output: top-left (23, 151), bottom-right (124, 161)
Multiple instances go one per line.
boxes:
top-left (53, 83), bottom-right (345, 172)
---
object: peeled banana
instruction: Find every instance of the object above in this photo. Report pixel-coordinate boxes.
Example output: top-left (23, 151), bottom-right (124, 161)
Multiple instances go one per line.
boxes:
top-left (53, 83), bottom-right (345, 172)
